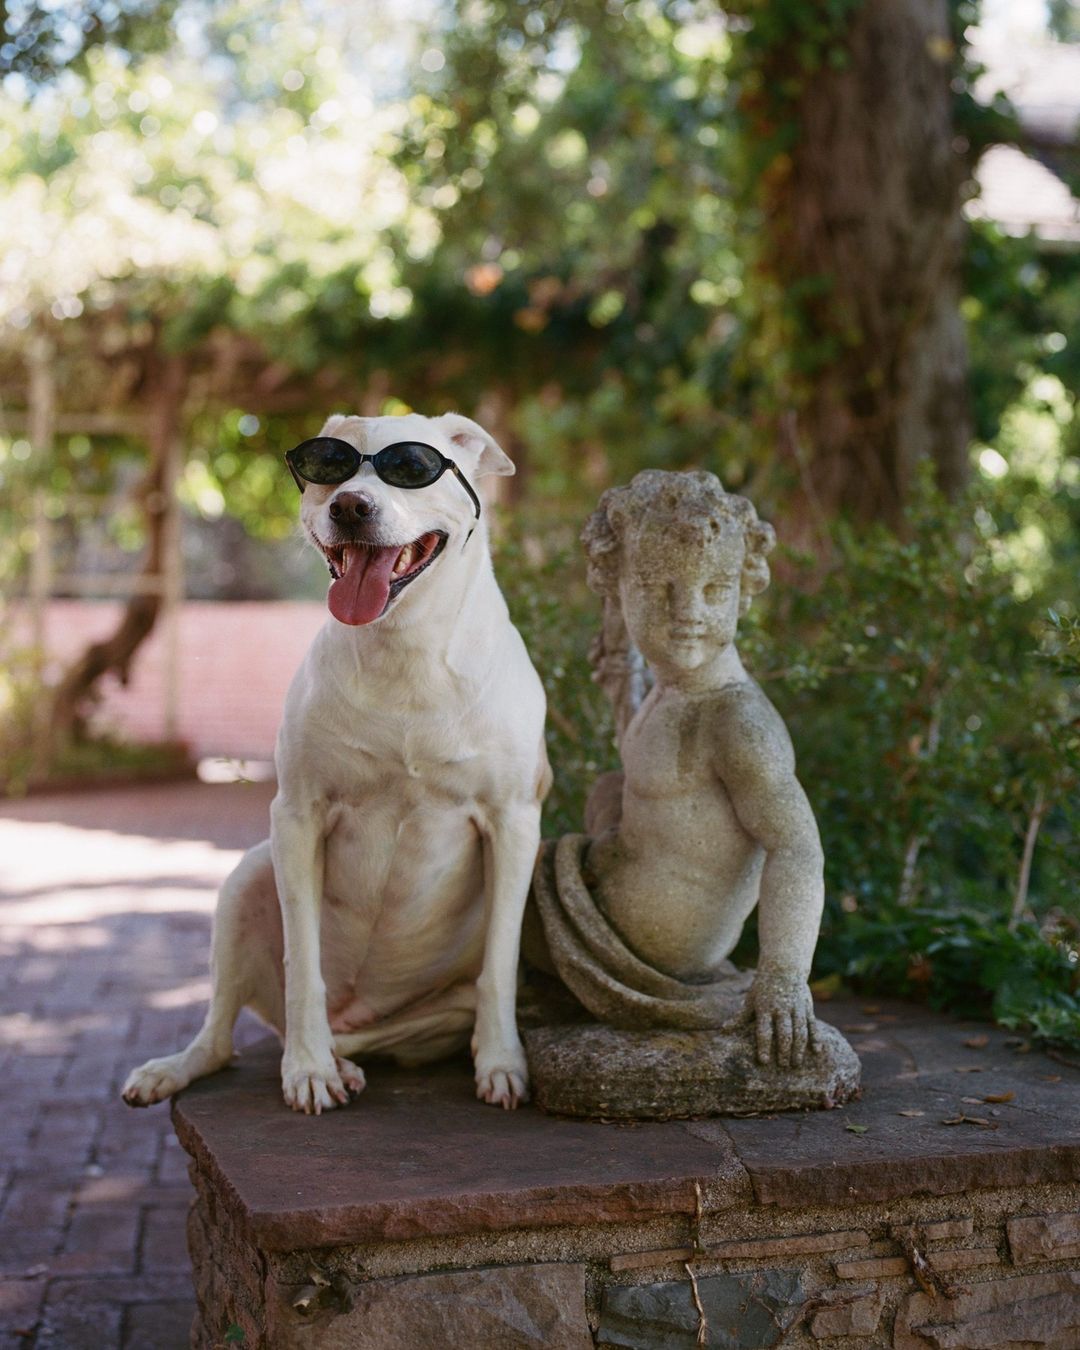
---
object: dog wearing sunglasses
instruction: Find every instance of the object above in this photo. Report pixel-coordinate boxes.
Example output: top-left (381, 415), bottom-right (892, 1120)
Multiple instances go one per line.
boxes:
top-left (123, 412), bottom-right (549, 1113)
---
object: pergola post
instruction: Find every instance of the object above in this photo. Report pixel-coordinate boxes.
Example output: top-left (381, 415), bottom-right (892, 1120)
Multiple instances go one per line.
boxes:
top-left (161, 423), bottom-right (184, 743)
top-left (26, 333), bottom-right (55, 777)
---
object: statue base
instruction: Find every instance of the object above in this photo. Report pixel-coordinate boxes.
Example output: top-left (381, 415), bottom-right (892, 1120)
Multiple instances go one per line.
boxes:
top-left (523, 1021), bottom-right (861, 1121)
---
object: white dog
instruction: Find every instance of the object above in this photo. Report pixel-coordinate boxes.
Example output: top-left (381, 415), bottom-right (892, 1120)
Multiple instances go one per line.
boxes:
top-left (123, 412), bottom-right (549, 1113)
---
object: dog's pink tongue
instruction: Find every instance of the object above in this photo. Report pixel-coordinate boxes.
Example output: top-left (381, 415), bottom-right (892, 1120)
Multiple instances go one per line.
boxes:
top-left (328, 545), bottom-right (399, 626)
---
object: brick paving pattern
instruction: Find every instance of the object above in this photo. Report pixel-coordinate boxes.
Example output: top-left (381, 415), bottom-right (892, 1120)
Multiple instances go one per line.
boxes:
top-left (0, 779), bottom-right (277, 1349)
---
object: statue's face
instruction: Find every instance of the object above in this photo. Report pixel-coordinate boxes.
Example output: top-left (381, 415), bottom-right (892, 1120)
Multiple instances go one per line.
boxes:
top-left (619, 522), bottom-right (744, 678)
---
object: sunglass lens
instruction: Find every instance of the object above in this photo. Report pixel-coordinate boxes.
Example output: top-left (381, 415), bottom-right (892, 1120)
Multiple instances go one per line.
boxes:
top-left (290, 438), bottom-right (360, 484)
top-left (376, 442), bottom-right (444, 488)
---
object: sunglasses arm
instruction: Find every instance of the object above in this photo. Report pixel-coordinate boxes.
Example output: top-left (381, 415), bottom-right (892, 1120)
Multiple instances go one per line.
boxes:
top-left (449, 462), bottom-right (483, 519)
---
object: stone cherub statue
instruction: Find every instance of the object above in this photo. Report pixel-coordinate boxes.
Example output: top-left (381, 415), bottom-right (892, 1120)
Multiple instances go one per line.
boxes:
top-left (523, 469), bottom-right (859, 1117)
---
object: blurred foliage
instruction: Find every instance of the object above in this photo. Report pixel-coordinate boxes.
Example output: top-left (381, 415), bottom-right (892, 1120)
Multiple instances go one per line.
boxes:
top-left (0, 0), bottom-right (176, 82)
top-left (501, 537), bottom-right (618, 839)
top-left (0, 0), bottom-right (763, 527)
top-left (966, 222), bottom-right (1080, 451)
top-left (1048, 0), bottom-right (1080, 44)
top-left (0, 5), bottom-right (436, 344)
top-left (0, 0), bottom-right (1075, 533)
top-left (395, 0), bottom-right (757, 487)
top-left (746, 473), bottom-right (1080, 920)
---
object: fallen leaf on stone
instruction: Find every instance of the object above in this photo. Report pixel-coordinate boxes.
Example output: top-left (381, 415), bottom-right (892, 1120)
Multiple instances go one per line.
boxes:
top-left (861, 1004), bottom-right (881, 1014)
top-left (954, 1066), bottom-right (983, 1073)
top-left (1005, 1036), bottom-right (1032, 1053)
top-left (897, 1109), bottom-right (925, 1117)
top-left (841, 1023), bottom-right (878, 1033)
top-left (941, 1114), bottom-right (998, 1129)
top-left (963, 1035), bottom-right (989, 1049)
top-left (961, 1096), bottom-right (983, 1105)
top-left (845, 1123), bottom-right (869, 1134)
top-left (982, 1091), bottom-right (1015, 1104)
top-left (1041, 1075), bottom-right (1062, 1083)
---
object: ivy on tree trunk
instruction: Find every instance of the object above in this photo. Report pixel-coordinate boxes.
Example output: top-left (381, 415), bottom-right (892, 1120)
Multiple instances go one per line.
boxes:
top-left (735, 0), bottom-right (972, 523)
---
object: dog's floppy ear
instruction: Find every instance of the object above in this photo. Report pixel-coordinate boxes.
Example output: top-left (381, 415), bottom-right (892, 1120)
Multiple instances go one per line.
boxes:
top-left (437, 413), bottom-right (515, 478)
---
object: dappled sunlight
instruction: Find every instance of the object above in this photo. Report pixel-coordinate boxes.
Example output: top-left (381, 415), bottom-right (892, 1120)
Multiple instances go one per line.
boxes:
top-left (12, 922), bottom-right (112, 951)
top-left (3, 885), bottom-right (221, 927)
top-left (196, 757), bottom-right (275, 784)
top-left (0, 817), bottom-right (241, 921)
top-left (0, 788), bottom-right (269, 1058)
top-left (0, 801), bottom-right (246, 1076)
top-left (0, 1008), bottom-right (113, 1048)
top-left (147, 977), bottom-right (213, 1011)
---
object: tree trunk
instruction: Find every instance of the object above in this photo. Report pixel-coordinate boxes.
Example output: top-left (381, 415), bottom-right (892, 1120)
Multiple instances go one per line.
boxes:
top-left (49, 354), bottom-right (186, 746)
top-left (745, 0), bottom-right (971, 522)
top-left (476, 384), bottom-right (529, 508)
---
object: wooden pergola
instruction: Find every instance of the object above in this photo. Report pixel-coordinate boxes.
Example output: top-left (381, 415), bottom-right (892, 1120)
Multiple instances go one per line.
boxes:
top-left (1, 318), bottom-right (522, 768)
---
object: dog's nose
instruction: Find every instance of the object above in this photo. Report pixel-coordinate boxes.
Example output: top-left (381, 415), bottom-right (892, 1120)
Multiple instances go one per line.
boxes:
top-left (329, 491), bottom-right (378, 523)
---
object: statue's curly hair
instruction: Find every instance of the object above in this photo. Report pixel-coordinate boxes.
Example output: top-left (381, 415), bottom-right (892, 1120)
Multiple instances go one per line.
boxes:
top-left (581, 469), bottom-right (776, 616)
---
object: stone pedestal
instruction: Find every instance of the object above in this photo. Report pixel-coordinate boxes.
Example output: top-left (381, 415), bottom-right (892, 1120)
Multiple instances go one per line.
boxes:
top-left (173, 1000), bottom-right (1080, 1349)
top-left (524, 1020), bottom-right (860, 1120)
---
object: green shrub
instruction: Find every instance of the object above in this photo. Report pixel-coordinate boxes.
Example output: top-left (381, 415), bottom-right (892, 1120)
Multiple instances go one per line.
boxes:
top-left (499, 536), bottom-right (618, 839)
top-left (743, 475), bottom-right (1079, 926)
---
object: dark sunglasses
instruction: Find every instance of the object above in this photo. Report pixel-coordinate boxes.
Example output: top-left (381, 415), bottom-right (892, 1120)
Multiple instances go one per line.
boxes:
top-left (285, 436), bottom-right (482, 518)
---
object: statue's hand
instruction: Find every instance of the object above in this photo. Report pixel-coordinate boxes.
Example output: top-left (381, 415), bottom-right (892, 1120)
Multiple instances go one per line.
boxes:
top-left (744, 971), bottom-right (818, 1068)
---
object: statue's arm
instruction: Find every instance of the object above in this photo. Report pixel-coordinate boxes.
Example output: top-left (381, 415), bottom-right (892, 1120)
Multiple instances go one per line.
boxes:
top-left (716, 692), bottom-right (825, 1066)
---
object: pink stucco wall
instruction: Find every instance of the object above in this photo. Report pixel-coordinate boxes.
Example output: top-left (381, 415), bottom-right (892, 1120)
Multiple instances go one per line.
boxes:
top-left (24, 601), bottom-right (327, 761)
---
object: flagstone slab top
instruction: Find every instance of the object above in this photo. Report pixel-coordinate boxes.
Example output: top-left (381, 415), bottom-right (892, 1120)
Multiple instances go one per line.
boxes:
top-left (171, 1046), bottom-right (751, 1249)
top-left (172, 999), bottom-right (1080, 1252)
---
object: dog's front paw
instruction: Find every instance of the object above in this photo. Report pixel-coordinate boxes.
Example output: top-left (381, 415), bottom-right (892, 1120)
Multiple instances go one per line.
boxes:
top-left (121, 1056), bottom-right (188, 1108)
top-left (474, 1042), bottom-right (529, 1110)
top-left (281, 1053), bottom-right (365, 1115)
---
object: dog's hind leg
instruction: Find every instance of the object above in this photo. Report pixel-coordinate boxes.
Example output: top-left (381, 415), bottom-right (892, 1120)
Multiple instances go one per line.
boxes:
top-left (332, 982), bottom-right (476, 1069)
top-left (122, 841), bottom-right (281, 1107)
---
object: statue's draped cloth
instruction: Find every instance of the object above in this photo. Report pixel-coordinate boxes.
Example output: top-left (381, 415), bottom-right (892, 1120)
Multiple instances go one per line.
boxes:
top-left (530, 835), bottom-right (752, 1031)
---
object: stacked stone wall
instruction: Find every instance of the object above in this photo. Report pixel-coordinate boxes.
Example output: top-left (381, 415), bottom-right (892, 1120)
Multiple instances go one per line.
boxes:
top-left (187, 1179), bottom-right (1080, 1347)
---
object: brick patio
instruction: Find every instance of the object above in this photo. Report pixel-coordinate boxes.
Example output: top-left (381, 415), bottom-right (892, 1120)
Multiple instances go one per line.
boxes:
top-left (0, 779), bottom-right (277, 1350)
